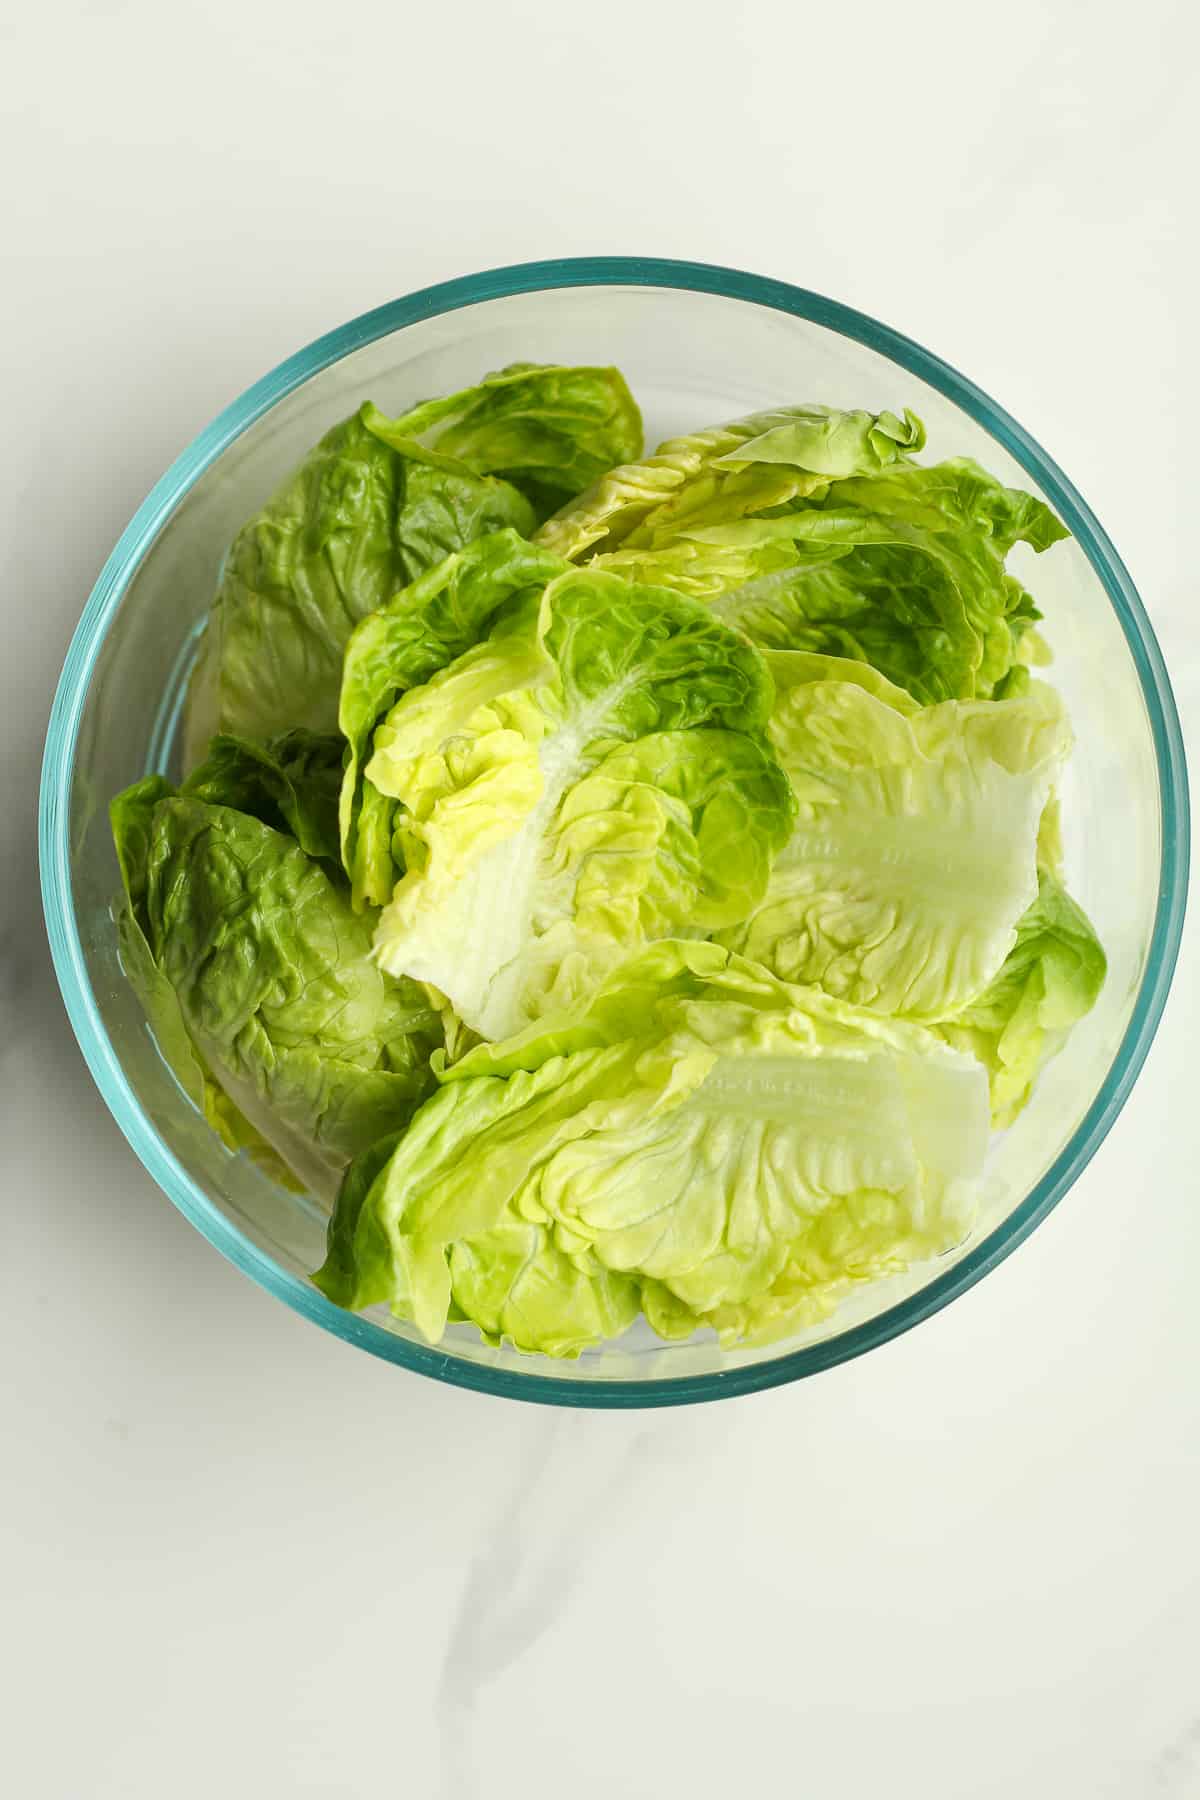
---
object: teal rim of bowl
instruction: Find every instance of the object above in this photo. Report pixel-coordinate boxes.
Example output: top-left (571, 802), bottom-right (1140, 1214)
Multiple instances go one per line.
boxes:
top-left (39, 256), bottom-right (1191, 1408)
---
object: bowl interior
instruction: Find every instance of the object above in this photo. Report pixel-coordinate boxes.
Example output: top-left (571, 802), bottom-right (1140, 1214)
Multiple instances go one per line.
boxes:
top-left (43, 270), bottom-right (1183, 1401)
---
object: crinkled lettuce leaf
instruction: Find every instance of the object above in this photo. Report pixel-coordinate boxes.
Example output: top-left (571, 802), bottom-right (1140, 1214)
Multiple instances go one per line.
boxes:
top-left (702, 458), bottom-right (1064, 701)
top-left (828, 457), bottom-right (1068, 555)
top-left (719, 657), bottom-right (1070, 1018)
top-left (935, 869), bottom-right (1106, 1126)
top-left (111, 782), bottom-right (440, 1196)
top-left (337, 529), bottom-right (569, 908)
top-left (536, 403), bottom-right (924, 561)
top-left (183, 364), bottom-right (637, 760)
top-left (111, 777), bottom-right (308, 1189)
top-left (364, 567), bottom-right (794, 1040)
top-left (538, 405), bottom-right (1063, 705)
top-left (180, 729), bottom-right (345, 865)
top-left (111, 777), bottom-right (231, 1115)
top-left (360, 361), bottom-right (642, 520)
top-left (316, 942), bottom-right (989, 1355)
top-left (183, 408), bottom-right (538, 758)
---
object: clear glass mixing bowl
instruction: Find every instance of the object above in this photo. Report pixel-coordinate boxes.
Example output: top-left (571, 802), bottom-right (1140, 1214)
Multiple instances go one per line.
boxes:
top-left (40, 258), bottom-right (1190, 1406)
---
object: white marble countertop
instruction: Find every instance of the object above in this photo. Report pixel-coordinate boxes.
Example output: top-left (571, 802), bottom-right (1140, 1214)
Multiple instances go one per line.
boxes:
top-left (4, 3), bottom-right (1198, 1794)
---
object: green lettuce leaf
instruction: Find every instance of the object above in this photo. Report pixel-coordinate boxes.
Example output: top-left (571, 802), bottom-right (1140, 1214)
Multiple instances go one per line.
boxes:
top-left (694, 458), bottom-right (1065, 701)
top-left (316, 942), bottom-right (989, 1354)
top-left (828, 457), bottom-right (1068, 555)
top-left (535, 403), bottom-right (924, 561)
top-left (183, 408), bottom-right (537, 758)
top-left (111, 777), bottom-right (309, 1189)
top-left (180, 729), bottom-right (344, 864)
top-left (115, 896), bottom-right (309, 1191)
top-left (112, 783), bottom-right (441, 1196)
top-left (935, 869), bottom-right (1106, 1126)
top-left (364, 568), bottom-right (794, 1040)
top-left (360, 361), bottom-right (643, 520)
top-left (442, 1223), bottom-right (641, 1356)
top-left (186, 363), bottom-right (642, 757)
top-left (111, 778), bottom-right (222, 1116)
top-left (337, 529), bottom-right (569, 909)
top-left (111, 773), bottom-right (175, 936)
top-left (537, 404), bottom-right (1062, 704)
top-left (718, 659), bottom-right (1070, 1019)
top-left (755, 648), bottom-right (921, 714)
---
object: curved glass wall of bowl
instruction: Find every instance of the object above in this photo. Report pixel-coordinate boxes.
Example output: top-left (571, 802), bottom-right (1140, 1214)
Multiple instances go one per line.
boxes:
top-left (40, 260), bottom-right (1188, 1405)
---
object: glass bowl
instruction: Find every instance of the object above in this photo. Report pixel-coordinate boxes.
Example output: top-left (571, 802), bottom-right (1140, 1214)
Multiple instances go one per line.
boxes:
top-left (40, 258), bottom-right (1190, 1407)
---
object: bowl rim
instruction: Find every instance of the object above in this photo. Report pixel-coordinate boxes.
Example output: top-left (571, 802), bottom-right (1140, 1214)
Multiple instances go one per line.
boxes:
top-left (39, 255), bottom-right (1191, 1408)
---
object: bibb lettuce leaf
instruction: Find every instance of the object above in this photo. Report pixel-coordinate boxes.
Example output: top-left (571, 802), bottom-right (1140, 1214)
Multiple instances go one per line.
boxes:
top-left (316, 942), bottom-right (989, 1354)
top-left (536, 402), bottom-right (924, 563)
top-left (111, 779), bottom-right (440, 1197)
top-left (360, 361), bottom-right (642, 520)
top-left (337, 530), bottom-right (569, 910)
top-left (934, 869), bottom-right (1106, 1126)
top-left (184, 364), bottom-right (641, 759)
top-left (540, 404), bottom-right (1063, 705)
top-left (363, 567), bottom-right (796, 1041)
top-left (178, 728), bottom-right (345, 865)
top-left (707, 459), bottom-right (1064, 702)
top-left (718, 655), bottom-right (1072, 1019)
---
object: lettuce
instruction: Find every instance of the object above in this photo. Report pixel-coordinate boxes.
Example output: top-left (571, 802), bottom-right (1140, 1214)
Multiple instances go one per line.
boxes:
top-left (535, 403), bottom-right (924, 561)
top-left (184, 364), bottom-right (640, 757)
top-left (363, 566), bottom-right (795, 1040)
top-left (359, 361), bottom-right (642, 520)
top-left (541, 411), bottom-right (1064, 703)
top-left (177, 728), bottom-right (345, 865)
top-left (111, 778), bottom-right (439, 1197)
top-left (708, 460), bottom-right (1065, 702)
top-left (316, 942), bottom-right (989, 1354)
top-left (109, 776), bottom-right (305, 1190)
top-left (107, 366), bottom-right (1107, 1361)
top-left (935, 869), bottom-right (1106, 1126)
top-left (719, 654), bottom-right (1071, 1018)
top-left (183, 414), bottom-right (532, 758)
top-left (337, 530), bottom-right (569, 909)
